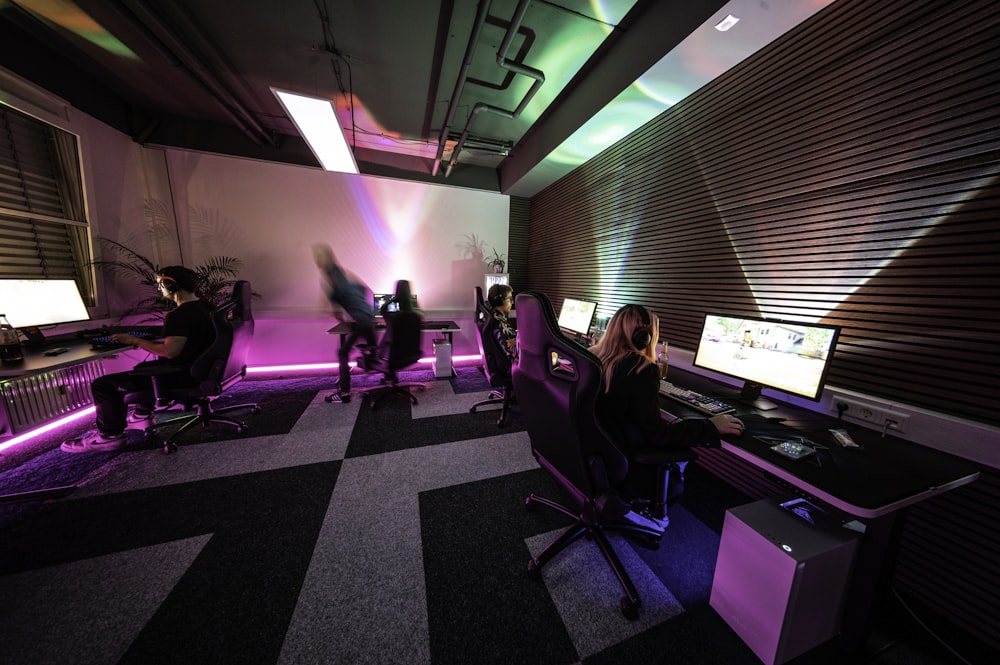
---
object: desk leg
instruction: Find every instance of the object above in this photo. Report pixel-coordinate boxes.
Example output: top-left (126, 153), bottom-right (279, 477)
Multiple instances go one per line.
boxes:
top-left (840, 509), bottom-right (908, 654)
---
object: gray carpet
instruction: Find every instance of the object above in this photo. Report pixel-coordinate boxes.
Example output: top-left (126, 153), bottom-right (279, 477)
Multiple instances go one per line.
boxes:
top-left (0, 367), bottom-right (978, 665)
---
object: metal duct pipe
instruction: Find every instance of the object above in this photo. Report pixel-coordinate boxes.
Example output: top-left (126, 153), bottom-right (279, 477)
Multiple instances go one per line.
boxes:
top-left (123, 0), bottom-right (276, 147)
top-left (432, 0), bottom-right (493, 177)
top-left (445, 0), bottom-right (544, 177)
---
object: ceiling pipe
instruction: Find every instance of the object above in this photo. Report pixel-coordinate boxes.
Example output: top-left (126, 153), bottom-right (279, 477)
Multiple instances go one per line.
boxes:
top-left (445, 0), bottom-right (544, 178)
top-left (121, 0), bottom-right (276, 147)
top-left (432, 0), bottom-right (493, 177)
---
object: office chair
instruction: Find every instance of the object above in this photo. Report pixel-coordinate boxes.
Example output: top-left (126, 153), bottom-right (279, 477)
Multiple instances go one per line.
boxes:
top-left (512, 291), bottom-right (693, 620)
top-left (469, 286), bottom-right (513, 427)
top-left (357, 281), bottom-right (426, 409)
top-left (127, 280), bottom-right (261, 454)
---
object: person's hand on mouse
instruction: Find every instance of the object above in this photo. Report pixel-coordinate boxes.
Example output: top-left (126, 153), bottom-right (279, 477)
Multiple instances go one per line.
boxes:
top-left (710, 413), bottom-right (744, 435)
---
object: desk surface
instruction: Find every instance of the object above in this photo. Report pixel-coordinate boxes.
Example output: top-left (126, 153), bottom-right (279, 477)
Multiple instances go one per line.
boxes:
top-left (662, 369), bottom-right (980, 519)
top-left (326, 320), bottom-right (460, 334)
top-left (0, 339), bottom-right (125, 378)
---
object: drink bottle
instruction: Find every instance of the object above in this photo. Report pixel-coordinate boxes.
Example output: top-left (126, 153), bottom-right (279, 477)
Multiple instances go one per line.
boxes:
top-left (0, 314), bottom-right (25, 363)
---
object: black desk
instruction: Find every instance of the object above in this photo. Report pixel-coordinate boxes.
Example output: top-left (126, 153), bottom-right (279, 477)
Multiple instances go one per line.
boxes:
top-left (661, 368), bottom-right (980, 655)
top-left (326, 320), bottom-right (460, 346)
top-left (0, 339), bottom-right (123, 378)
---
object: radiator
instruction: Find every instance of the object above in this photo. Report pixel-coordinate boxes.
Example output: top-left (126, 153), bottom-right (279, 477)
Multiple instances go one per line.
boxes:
top-left (0, 360), bottom-right (106, 435)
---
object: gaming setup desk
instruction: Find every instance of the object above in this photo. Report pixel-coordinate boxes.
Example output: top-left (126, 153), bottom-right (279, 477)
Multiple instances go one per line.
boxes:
top-left (559, 302), bottom-right (979, 662)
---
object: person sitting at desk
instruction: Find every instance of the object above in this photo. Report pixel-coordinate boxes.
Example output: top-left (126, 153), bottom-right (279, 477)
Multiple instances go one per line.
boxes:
top-left (313, 243), bottom-right (376, 404)
top-left (590, 304), bottom-right (744, 500)
top-left (486, 283), bottom-right (517, 363)
top-left (61, 266), bottom-right (215, 453)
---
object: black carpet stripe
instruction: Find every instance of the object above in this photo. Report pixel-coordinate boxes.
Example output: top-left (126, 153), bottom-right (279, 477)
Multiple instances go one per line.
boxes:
top-left (0, 461), bottom-right (340, 665)
top-left (345, 392), bottom-right (525, 459)
top-left (420, 468), bottom-right (580, 665)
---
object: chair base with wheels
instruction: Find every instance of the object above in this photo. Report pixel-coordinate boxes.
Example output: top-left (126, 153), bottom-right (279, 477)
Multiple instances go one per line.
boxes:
top-left (524, 489), bottom-right (666, 620)
top-left (469, 386), bottom-right (511, 427)
top-left (134, 398), bottom-right (261, 454)
top-left (360, 372), bottom-right (426, 409)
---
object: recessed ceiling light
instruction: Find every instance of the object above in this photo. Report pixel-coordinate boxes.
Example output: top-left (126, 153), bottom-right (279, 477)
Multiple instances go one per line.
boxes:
top-left (715, 14), bottom-right (740, 32)
top-left (271, 88), bottom-right (358, 174)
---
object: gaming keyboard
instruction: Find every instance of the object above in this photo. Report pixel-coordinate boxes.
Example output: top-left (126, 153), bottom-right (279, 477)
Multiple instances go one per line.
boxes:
top-left (658, 380), bottom-right (735, 416)
top-left (88, 330), bottom-right (159, 349)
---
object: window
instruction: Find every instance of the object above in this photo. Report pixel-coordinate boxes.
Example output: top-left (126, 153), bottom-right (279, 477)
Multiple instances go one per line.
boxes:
top-left (0, 103), bottom-right (94, 305)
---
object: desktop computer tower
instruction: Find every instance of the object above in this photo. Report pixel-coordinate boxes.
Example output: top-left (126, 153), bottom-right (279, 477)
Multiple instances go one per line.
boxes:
top-left (710, 498), bottom-right (860, 665)
top-left (433, 338), bottom-right (452, 378)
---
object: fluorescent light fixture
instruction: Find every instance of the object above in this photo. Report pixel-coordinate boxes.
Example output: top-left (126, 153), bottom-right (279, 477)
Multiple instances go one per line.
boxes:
top-left (715, 14), bottom-right (740, 31)
top-left (271, 87), bottom-right (359, 174)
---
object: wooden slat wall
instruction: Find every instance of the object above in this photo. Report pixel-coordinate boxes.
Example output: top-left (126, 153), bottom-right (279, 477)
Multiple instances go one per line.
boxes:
top-left (524, 0), bottom-right (999, 427)
top-left (519, 0), bottom-right (999, 652)
top-left (507, 195), bottom-right (530, 296)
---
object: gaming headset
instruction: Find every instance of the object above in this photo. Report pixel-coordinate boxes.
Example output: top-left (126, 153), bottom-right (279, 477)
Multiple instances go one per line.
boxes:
top-left (630, 304), bottom-right (653, 350)
top-left (157, 274), bottom-right (179, 294)
top-left (488, 285), bottom-right (510, 308)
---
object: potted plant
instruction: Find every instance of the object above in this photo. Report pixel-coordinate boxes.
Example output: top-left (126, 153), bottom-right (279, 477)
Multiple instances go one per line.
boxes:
top-left (488, 248), bottom-right (506, 273)
top-left (92, 238), bottom-right (255, 322)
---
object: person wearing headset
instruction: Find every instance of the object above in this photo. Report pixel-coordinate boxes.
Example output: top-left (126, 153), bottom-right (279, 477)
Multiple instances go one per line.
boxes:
top-left (590, 304), bottom-right (745, 506)
top-left (61, 265), bottom-right (216, 453)
top-left (486, 283), bottom-right (517, 362)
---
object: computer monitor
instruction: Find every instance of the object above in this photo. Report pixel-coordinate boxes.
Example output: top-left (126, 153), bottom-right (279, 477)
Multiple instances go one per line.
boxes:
top-left (373, 292), bottom-right (418, 317)
top-left (693, 313), bottom-right (840, 410)
top-left (0, 278), bottom-right (91, 331)
top-left (557, 298), bottom-right (598, 337)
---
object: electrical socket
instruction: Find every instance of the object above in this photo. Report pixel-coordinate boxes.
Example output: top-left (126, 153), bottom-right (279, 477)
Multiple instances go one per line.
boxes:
top-left (833, 396), bottom-right (909, 434)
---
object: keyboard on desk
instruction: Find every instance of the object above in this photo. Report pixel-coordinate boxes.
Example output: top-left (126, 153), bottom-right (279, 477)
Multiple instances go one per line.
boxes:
top-left (88, 330), bottom-right (159, 349)
top-left (659, 380), bottom-right (735, 416)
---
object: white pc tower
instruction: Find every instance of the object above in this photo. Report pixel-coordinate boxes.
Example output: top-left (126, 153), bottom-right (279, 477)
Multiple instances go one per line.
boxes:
top-left (710, 498), bottom-right (860, 665)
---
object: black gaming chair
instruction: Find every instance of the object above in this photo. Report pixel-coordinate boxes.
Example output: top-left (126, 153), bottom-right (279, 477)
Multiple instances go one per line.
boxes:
top-left (129, 280), bottom-right (260, 453)
top-left (512, 291), bottom-right (692, 620)
top-left (358, 282), bottom-right (426, 409)
top-left (469, 286), bottom-right (513, 427)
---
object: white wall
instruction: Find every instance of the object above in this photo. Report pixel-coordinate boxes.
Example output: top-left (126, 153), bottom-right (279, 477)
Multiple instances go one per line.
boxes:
top-left (3, 66), bottom-right (509, 366)
top-left (156, 150), bottom-right (508, 364)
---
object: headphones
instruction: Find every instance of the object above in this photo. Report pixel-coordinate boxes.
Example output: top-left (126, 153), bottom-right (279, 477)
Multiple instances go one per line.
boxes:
top-left (488, 287), bottom-right (509, 308)
top-left (630, 304), bottom-right (653, 350)
top-left (157, 274), bottom-right (179, 294)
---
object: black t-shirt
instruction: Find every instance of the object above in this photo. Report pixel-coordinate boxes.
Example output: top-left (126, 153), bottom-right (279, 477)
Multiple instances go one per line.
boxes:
top-left (161, 299), bottom-right (215, 368)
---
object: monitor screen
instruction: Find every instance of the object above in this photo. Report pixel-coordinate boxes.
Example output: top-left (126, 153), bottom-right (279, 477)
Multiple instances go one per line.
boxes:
top-left (693, 313), bottom-right (840, 408)
top-left (373, 293), bottom-right (418, 317)
top-left (557, 298), bottom-right (598, 336)
top-left (0, 278), bottom-right (91, 329)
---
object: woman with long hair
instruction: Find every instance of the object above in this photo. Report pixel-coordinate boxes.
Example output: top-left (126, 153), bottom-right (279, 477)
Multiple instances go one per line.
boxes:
top-left (591, 304), bottom-right (744, 502)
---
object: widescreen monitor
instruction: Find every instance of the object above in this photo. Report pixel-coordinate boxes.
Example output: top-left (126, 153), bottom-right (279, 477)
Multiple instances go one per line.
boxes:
top-left (557, 298), bottom-right (598, 337)
top-left (693, 313), bottom-right (840, 410)
top-left (373, 293), bottom-right (418, 317)
top-left (0, 278), bottom-right (90, 329)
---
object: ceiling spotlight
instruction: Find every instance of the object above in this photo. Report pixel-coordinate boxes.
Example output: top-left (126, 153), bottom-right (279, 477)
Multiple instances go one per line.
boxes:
top-left (271, 87), bottom-right (358, 174)
top-left (715, 14), bottom-right (740, 32)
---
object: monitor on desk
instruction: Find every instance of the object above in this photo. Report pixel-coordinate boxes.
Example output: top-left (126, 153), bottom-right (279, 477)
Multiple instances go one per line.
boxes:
top-left (693, 313), bottom-right (840, 410)
top-left (373, 293), bottom-right (418, 318)
top-left (0, 279), bottom-right (90, 340)
top-left (557, 298), bottom-right (597, 337)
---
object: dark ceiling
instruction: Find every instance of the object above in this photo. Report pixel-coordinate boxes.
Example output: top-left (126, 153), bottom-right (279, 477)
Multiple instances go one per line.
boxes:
top-left (0, 0), bottom-right (830, 196)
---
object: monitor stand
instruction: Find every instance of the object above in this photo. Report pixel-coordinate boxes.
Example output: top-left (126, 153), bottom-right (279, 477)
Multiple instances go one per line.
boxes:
top-left (739, 381), bottom-right (779, 411)
top-left (20, 326), bottom-right (47, 346)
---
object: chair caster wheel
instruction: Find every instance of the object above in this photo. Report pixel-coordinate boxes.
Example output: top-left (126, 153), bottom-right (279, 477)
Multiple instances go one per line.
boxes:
top-left (236, 424), bottom-right (248, 434)
top-left (524, 496), bottom-right (536, 511)
top-left (621, 597), bottom-right (640, 621)
top-left (527, 558), bottom-right (542, 579)
top-left (250, 405), bottom-right (262, 413)
top-left (163, 441), bottom-right (177, 455)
